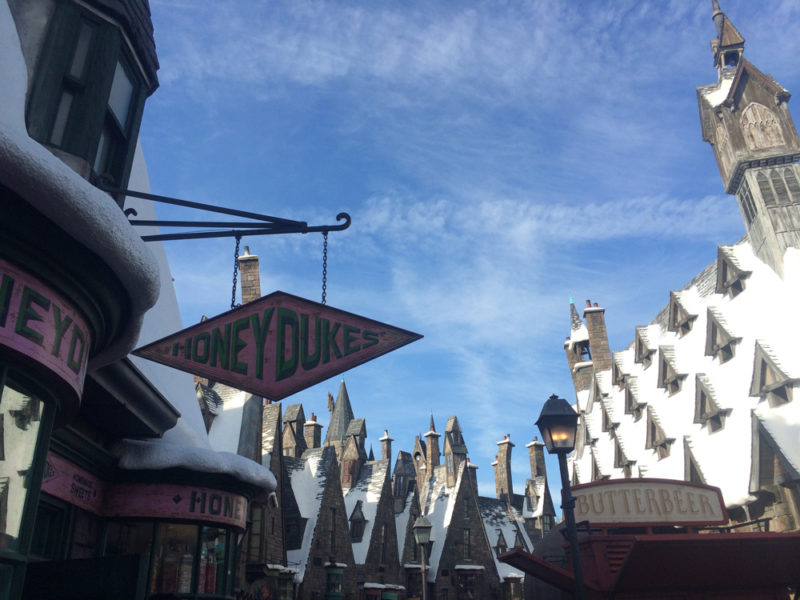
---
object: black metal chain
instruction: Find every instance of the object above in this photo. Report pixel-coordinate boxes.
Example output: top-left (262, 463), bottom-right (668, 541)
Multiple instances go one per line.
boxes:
top-left (321, 232), bottom-right (328, 305)
top-left (231, 235), bottom-right (241, 309)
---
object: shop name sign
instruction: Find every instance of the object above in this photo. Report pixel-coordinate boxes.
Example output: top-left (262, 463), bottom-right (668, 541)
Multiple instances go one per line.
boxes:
top-left (572, 479), bottom-right (727, 527)
top-left (134, 291), bottom-right (422, 400)
top-left (0, 258), bottom-right (91, 398)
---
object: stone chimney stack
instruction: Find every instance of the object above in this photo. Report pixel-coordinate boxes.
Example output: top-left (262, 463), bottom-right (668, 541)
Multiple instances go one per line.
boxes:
top-left (304, 413), bottom-right (323, 449)
top-left (584, 299), bottom-right (612, 372)
top-left (466, 458), bottom-right (479, 492)
top-left (495, 435), bottom-right (514, 504)
top-left (379, 429), bottom-right (394, 462)
top-left (237, 246), bottom-right (262, 305)
top-left (527, 437), bottom-right (546, 478)
top-left (423, 416), bottom-right (441, 481)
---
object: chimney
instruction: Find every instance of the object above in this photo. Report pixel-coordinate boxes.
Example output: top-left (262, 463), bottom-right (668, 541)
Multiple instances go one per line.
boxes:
top-left (584, 299), bottom-right (612, 372)
top-left (527, 437), bottom-right (546, 478)
top-left (466, 458), bottom-right (479, 492)
top-left (304, 413), bottom-right (323, 449)
top-left (495, 435), bottom-right (514, 504)
top-left (423, 417), bottom-right (441, 481)
top-left (237, 246), bottom-right (262, 305)
top-left (379, 429), bottom-right (394, 463)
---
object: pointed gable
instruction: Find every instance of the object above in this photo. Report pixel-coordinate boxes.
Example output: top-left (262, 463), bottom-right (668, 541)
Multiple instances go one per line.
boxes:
top-left (645, 406), bottom-right (674, 460)
top-left (750, 341), bottom-right (795, 406)
top-left (667, 291), bottom-right (697, 337)
top-left (325, 379), bottom-right (355, 446)
top-left (657, 345), bottom-right (687, 396)
top-left (705, 307), bottom-right (741, 363)
top-left (694, 374), bottom-right (730, 433)
top-left (634, 325), bottom-right (657, 368)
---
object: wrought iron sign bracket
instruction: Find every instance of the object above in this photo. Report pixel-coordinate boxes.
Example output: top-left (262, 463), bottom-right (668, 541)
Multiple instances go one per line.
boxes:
top-left (98, 184), bottom-right (351, 242)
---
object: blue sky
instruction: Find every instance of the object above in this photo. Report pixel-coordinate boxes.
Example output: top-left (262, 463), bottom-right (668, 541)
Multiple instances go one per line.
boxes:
top-left (140, 0), bottom-right (800, 501)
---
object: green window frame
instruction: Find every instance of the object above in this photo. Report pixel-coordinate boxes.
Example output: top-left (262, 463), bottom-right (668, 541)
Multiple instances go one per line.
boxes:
top-left (26, 2), bottom-right (148, 196)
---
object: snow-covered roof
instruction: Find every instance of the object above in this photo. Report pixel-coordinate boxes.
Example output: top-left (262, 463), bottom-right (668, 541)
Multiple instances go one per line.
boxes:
top-left (569, 238), bottom-right (800, 507)
top-left (394, 487), bottom-right (415, 559)
top-left (478, 496), bottom-right (532, 582)
top-left (0, 2), bottom-right (159, 369)
top-left (418, 464), bottom-right (462, 581)
top-left (343, 460), bottom-right (390, 564)
top-left (286, 447), bottom-right (336, 582)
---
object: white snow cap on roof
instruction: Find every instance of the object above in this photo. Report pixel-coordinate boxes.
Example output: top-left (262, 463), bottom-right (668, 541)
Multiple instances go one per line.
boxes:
top-left (0, 2), bottom-right (159, 367)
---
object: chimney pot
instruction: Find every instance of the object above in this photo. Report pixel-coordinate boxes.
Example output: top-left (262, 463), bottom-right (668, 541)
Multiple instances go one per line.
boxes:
top-left (594, 302), bottom-right (599, 307)
top-left (586, 299), bottom-right (592, 308)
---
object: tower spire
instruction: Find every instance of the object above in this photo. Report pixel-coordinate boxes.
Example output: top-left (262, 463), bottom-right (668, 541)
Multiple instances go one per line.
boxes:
top-left (709, 0), bottom-right (744, 70)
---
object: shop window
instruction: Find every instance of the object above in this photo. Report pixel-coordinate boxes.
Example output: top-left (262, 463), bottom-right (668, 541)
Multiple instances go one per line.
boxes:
top-left (105, 520), bottom-right (155, 556)
top-left (69, 508), bottom-right (103, 559)
top-left (26, 2), bottom-right (149, 195)
top-left (30, 499), bottom-right (67, 560)
top-left (0, 369), bottom-right (55, 553)
top-left (149, 523), bottom-right (229, 596)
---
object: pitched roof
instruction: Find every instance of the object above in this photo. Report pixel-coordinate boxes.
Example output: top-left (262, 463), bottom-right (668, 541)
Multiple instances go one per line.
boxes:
top-left (325, 379), bottom-right (355, 445)
top-left (285, 446), bottom-right (337, 582)
top-left (343, 460), bottom-right (390, 564)
top-left (478, 496), bottom-right (532, 582)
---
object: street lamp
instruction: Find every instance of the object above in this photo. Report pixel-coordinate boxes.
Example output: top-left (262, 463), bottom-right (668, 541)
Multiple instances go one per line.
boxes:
top-left (412, 516), bottom-right (432, 600)
top-left (536, 394), bottom-right (585, 600)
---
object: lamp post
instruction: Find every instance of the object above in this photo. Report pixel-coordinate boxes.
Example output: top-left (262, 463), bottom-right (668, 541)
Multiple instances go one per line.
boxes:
top-left (536, 394), bottom-right (586, 600)
top-left (412, 516), bottom-right (432, 600)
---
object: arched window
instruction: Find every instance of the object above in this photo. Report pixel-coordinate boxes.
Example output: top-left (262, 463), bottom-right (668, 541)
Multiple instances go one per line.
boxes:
top-left (741, 103), bottom-right (785, 151)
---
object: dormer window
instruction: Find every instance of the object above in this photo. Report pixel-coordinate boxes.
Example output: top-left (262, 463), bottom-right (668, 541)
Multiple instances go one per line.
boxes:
top-left (602, 406), bottom-right (612, 432)
top-left (716, 247), bottom-right (750, 298)
top-left (646, 407), bottom-right (674, 460)
top-left (495, 531), bottom-right (508, 556)
top-left (612, 358), bottom-right (628, 388)
top-left (26, 2), bottom-right (154, 200)
top-left (349, 501), bottom-right (366, 542)
top-left (750, 343), bottom-right (794, 407)
top-left (623, 379), bottom-right (645, 421)
top-left (694, 375), bottom-right (729, 433)
top-left (705, 309), bottom-right (740, 363)
top-left (658, 347), bottom-right (686, 396)
top-left (613, 435), bottom-right (629, 469)
top-left (634, 328), bottom-right (655, 368)
top-left (667, 293), bottom-right (697, 337)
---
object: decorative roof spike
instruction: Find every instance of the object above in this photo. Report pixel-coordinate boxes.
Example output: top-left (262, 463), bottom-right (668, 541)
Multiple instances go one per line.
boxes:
top-left (429, 412), bottom-right (436, 432)
top-left (569, 299), bottom-right (583, 331)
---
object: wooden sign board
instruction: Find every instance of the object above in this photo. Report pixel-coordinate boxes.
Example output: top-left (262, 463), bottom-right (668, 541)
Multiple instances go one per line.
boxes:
top-left (133, 291), bottom-right (422, 401)
top-left (571, 478), bottom-right (728, 527)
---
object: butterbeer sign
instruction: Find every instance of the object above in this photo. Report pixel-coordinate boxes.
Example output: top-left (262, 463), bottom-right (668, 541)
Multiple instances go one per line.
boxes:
top-left (134, 291), bottom-right (422, 400)
top-left (571, 478), bottom-right (728, 527)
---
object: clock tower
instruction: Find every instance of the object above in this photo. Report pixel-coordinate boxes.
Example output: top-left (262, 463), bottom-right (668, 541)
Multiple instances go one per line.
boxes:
top-left (697, 0), bottom-right (800, 276)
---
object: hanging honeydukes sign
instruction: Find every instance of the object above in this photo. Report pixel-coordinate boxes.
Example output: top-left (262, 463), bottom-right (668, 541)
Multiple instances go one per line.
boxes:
top-left (571, 478), bottom-right (728, 527)
top-left (134, 291), bottom-right (422, 401)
